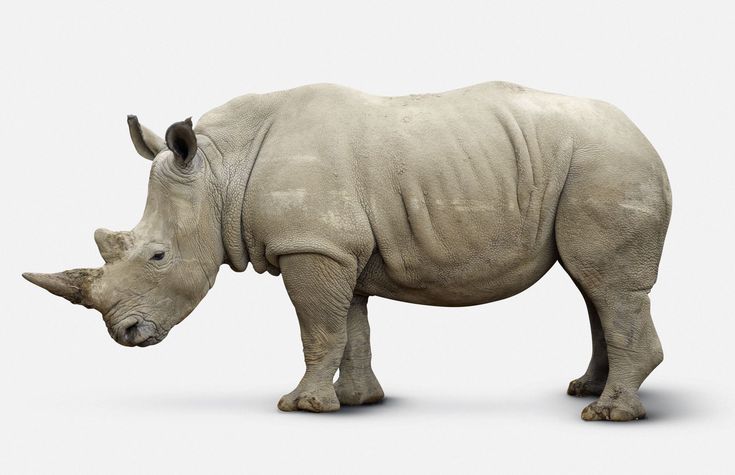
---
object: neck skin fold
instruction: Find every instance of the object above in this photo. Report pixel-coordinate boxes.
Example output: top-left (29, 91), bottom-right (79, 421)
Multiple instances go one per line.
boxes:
top-left (196, 113), bottom-right (274, 273)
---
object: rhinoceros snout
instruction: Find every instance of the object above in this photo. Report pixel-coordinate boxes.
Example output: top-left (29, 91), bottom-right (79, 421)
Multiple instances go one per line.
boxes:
top-left (111, 315), bottom-right (162, 347)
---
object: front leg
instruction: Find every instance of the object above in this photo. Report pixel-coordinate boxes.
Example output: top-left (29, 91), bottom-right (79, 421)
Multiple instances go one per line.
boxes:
top-left (334, 295), bottom-right (384, 405)
top-left (277, 253), bottom-right (356, 413)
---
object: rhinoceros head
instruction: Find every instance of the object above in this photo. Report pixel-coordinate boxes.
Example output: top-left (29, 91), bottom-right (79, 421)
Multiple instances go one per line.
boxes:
top-left (24, 116), bottom-right (224, 346)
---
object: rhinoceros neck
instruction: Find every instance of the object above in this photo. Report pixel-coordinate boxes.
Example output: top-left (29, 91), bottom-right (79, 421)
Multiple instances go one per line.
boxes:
top-left (196, 93), bottom-right (280, 272)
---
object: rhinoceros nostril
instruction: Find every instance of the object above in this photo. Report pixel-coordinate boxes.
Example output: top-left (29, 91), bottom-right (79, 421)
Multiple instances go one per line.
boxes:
top-left (124, 322), bottom-right (139, 338)
top-left (112, 315), bottom-right (143, 344)
top-left (111, 315), bottom-right (158, 346)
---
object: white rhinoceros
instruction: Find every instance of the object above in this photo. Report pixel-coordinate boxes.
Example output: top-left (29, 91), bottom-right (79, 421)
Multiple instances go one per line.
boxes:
top-left (24, 82), bottom-right (671, 421)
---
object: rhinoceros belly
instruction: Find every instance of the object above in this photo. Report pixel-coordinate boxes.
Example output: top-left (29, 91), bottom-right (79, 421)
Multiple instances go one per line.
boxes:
top-left (354, 197), bottom-right (560, 307)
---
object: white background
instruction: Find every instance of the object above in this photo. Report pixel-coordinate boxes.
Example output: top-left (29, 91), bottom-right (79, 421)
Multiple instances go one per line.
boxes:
top-left (1, 1), bottom-right (733, 473)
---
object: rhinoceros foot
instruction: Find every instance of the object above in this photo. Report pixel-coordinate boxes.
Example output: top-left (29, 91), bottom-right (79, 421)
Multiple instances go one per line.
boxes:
top-left (277, 383), bottom-right (340, 413)
top-left (334, 370), bottom-right (384, 406)
top-left (581, 387), bottom-right (646, 422)
top-left (567, 374), bottom-right (606, 397)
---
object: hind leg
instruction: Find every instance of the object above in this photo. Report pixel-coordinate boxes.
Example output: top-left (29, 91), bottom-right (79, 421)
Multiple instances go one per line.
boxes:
top-left (580, 290), bottom-right (662, 420)
top-left (559, 229), bottom-right (666, 420)
top-left (566, 287), bottom-right (608, 397)
top-left (556, 142), bottom-right (671, 421)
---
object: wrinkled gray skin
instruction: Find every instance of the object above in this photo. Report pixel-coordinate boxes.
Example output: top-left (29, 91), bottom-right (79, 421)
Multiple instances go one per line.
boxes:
top-left (24, 82), bottom-right (671, 421)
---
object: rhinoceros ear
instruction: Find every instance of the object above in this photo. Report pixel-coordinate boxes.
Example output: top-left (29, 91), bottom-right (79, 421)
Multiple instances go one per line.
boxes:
top-left (127, 115), bottom-right (166, 160)
top-left (165, 117), bottom-right (197, 164)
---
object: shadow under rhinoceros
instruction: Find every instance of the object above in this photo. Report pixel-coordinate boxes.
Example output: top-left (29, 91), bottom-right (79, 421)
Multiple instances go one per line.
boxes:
top-left (101, 385), bottom-right (709, 422)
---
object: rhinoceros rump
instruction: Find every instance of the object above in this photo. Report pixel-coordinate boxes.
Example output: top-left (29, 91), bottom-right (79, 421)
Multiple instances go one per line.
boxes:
top-left (24, 82), bottom-right (671, 421)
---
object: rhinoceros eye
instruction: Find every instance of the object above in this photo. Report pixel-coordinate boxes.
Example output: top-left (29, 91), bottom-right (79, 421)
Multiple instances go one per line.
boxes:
top-left (150, 251), bottom-right (165, 261)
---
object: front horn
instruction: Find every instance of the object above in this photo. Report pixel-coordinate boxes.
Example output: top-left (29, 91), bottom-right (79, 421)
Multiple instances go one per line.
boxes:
top-left (23, 268), bottom-right (101, 309)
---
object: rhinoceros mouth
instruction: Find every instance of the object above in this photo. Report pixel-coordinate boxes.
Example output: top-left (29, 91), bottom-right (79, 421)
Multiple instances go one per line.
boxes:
top-left (110, 314), bottom-right (166, 347)
top-left (137, 333), bottom-right (167, 347)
